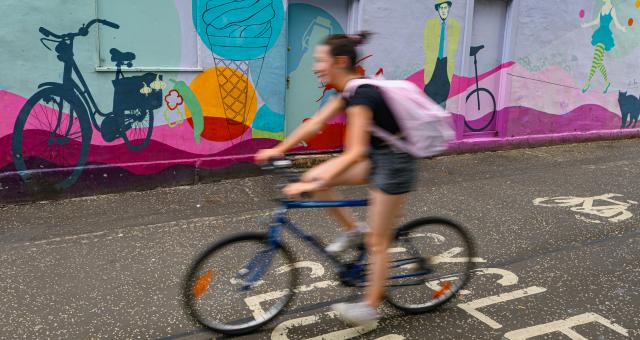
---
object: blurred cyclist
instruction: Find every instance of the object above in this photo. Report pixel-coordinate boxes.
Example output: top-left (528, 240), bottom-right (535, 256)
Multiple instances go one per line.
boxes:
top-left (256, 32), bottom-right (417, 326)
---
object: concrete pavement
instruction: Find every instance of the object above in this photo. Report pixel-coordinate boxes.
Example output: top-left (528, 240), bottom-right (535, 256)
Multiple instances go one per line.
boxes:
top-left (0, 140), bottom-right (639, 339)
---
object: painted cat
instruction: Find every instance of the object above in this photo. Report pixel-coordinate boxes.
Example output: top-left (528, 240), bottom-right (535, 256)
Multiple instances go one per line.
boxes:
top-left (619, 91), bottom-right (640, 129)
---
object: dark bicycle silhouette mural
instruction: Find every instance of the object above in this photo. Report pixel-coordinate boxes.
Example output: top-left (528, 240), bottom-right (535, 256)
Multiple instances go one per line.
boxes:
top-left (464, 45), bottom-right (497, 132)
top-left (12, 19), bottom-right (165, 190)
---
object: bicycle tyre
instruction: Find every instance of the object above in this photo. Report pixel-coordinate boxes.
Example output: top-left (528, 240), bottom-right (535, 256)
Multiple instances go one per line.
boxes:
top-left (121, 108), bottom-right (154, 151)
top-left (464, 88), bottom-right (496, 132)
top-left (12, 86), bottom-right (92, 190)
top-left (386, 217), bottom-right (476, 313)
top-left (183, 232), bottom-right (298, 336)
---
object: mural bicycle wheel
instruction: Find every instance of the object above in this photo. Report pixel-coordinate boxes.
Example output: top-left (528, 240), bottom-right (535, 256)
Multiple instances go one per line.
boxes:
top-left (464, 88), bottom-right (496, 132)
top-left (12, 87), bottom-right (92, 190)
top-left (121, 108), bottom-right (154, 151)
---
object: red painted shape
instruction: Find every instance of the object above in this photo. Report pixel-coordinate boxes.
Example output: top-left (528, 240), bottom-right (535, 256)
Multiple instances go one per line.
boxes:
top-left (164, 89), bottom-right (184, 111)
top-left (187, 116), bottom-right (250, 142)
top-left (303, 118), bottom-right (346, 150)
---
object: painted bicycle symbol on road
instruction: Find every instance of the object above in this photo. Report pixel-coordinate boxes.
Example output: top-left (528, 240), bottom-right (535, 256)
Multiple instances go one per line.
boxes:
top-left (533, 193), bottom-right (637, 224)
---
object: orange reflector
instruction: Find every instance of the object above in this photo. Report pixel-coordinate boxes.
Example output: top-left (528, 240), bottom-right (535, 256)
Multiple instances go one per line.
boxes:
top-left (431, 281), bottom-right (452, 299)
top-left (193, 271), bottom-right (214, 299)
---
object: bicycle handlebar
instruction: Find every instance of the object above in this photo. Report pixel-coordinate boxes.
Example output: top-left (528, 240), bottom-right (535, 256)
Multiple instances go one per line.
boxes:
top-left (39, 27), bottom-right (61, 39)
top-left (39, 19), bottom-right (119, 40)
top-left (261, 159), bottom-right (293, 171)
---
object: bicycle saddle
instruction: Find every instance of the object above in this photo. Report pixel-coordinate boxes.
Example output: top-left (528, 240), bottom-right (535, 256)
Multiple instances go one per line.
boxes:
top-left (470, 45), bottom-right (485, 57)
top-left (110, 48), bottom-right (136, 63)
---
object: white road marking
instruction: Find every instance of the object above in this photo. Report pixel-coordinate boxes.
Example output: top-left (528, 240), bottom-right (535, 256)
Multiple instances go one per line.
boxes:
top-left (234, 261), bottom-right (326, 287)
top-left (275, 261), bottom-right (325, 278)
top-left (408, 232), bottom-right (445, 244)
top-left (533, 194), bottom-right (636, 223)
top-left (458, 286), bottom-right (547, 329)
top-left (430, 247), bottom-right (487, 264)
top-left (504, 312), bottom-right (629, 339)
top-left (474, 268), bottom-right (519, 286)
top-left (271, 311), bottom-right (378, 340)
top-left (245, 281), bottom-right (339, 319)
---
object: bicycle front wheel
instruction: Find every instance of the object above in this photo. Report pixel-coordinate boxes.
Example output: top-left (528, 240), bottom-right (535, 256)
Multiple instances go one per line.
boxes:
top-left (183, 232), bottom-right (298, 335)
top-left (464, 88), bottom-right (496, 132)
top-left (386, 217), bottom-right (476, 313)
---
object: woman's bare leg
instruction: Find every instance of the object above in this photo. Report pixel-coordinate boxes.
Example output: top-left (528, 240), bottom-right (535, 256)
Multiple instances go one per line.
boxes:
top-left (364, 189), bottom-right (408, 308)
top-left (301, 158), bottom-right (370, 231)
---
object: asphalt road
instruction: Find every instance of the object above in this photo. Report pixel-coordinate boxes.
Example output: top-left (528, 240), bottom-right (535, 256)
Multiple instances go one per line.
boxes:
top-left (0, 140), bottom-right (639, 339)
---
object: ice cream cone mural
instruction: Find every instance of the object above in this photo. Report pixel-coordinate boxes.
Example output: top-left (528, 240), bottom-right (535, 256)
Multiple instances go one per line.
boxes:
top-left (196, 0), bottom-right (284, 142)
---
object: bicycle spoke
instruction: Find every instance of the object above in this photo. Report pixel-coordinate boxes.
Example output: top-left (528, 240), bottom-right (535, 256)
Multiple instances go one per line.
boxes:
top-left (184, 234), bottom-right (296, 335)
top-left (386, 218), bottom-right (474, 312)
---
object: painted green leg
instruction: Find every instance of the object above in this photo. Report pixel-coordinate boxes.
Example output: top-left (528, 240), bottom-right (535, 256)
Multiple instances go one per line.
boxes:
top-left (583, 43), bottom-right (605, 93)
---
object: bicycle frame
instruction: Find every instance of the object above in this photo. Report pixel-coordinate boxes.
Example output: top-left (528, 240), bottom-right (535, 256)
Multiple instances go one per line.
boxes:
top-left (239, 199), bottom-right (432, 289)
top-left (44, 38), bottom-right (109, 132)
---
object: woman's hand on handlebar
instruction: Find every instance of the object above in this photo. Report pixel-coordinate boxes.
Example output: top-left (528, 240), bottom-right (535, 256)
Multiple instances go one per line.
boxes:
top-left (255, 148), bottom-right (285, 165)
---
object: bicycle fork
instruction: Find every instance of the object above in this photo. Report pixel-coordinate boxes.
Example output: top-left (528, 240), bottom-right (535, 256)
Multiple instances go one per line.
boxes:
top-left (237, 226), bottom-right (283, 291)
top-left (473, 55), bottom-right (481, 111)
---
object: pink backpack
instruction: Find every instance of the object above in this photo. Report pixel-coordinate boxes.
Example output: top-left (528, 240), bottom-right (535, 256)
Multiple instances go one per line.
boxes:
top-left (343, 79), bottom-right (455, 158)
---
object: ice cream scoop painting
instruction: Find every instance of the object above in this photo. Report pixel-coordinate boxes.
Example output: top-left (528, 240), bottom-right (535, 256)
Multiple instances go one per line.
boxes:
top-left (194, 0), bottom-right (285, 143)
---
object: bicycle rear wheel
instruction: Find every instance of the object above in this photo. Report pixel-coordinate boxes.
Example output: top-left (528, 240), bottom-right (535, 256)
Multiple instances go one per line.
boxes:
top-left (12, 87), bottom-right (92, 190)
top-left (121, 108), bottom-right (154, 151)
top-left (183, 232), bottom-right (298, 335)
top-left (385, 217), bottom-right (476, 313)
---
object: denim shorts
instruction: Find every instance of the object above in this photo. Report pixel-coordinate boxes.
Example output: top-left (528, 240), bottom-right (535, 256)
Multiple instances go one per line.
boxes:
top-left (369, 148), bottom-right (417, 195)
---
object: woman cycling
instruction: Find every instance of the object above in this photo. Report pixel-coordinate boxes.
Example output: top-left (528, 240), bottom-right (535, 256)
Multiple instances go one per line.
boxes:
top-left (256, 32), bottom-right (417, 326)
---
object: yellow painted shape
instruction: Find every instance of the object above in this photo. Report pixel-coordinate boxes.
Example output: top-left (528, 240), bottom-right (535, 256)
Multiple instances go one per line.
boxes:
top-left (185, 67), bottom-right (258, 126)
top-left (252, 129), bottom-right (284, 141)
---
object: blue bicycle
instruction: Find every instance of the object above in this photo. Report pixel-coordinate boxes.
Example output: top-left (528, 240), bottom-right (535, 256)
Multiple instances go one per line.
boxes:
top-left (183, 160), bottom-right (476, 335)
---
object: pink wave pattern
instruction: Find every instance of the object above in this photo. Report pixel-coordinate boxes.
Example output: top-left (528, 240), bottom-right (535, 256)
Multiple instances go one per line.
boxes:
top-left (458, 104), bottom-right (622, 137)
top-left (0, 132), bottom-right (278, 175)
top-left (405, 61), bottom-right (516, 99)
top-left (0, 90), bottom-right (259, 154)
top-left (0, 89), bottom-right (279, 175)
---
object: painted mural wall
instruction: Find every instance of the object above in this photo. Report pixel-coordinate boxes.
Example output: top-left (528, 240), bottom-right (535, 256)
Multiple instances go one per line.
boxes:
top-left (0, 0), bottom-right (291, 196)
top-left (3, 0), bottom-right (640, 199)
top-left (361, 0), bottom-right (640, 145)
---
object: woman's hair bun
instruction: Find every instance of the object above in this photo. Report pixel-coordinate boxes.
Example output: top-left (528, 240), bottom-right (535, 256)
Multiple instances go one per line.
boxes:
top-left (351, 31), bottom-right (372, 46)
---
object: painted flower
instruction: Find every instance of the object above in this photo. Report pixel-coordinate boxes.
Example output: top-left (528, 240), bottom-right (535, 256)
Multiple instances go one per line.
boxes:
top-left (164, 89), bottom-right (184, 111)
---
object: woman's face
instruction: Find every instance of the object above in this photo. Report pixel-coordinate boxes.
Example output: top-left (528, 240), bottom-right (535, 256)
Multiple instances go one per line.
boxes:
top-left (313, 45), bottom-right (337, 85)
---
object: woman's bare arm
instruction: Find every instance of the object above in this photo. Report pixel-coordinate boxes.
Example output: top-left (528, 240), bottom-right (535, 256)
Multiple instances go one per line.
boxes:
top-left (278, 96), bottom-right (345, 152)
top-left (582, 16), bottom-right (600, 28)
top-left (611, 8), bottom-right (627, 32)
top-left (313, 104), bottom-right (372, 182)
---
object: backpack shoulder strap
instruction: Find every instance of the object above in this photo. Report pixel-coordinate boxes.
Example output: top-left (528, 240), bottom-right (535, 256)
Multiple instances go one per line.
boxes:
top-left (342, 78), bottom-right (385, 97)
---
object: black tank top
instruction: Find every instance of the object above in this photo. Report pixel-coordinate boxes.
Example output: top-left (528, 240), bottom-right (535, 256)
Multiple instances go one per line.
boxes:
top-left (344, 84), bottom-right (400, 149)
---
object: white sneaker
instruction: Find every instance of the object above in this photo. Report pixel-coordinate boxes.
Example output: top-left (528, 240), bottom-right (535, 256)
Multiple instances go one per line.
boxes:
top-left (332, 302), bottom-right (380, 327)
top-left (325, 224), bottom-right (366, 254)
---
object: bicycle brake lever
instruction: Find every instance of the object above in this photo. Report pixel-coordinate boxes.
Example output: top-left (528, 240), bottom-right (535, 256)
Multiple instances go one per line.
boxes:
top-left (39, 38), bottom-right (53, 51)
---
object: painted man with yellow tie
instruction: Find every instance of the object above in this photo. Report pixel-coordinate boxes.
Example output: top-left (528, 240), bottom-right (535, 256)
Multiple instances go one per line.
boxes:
top-left (424, 0), bottom-right (460, 108)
